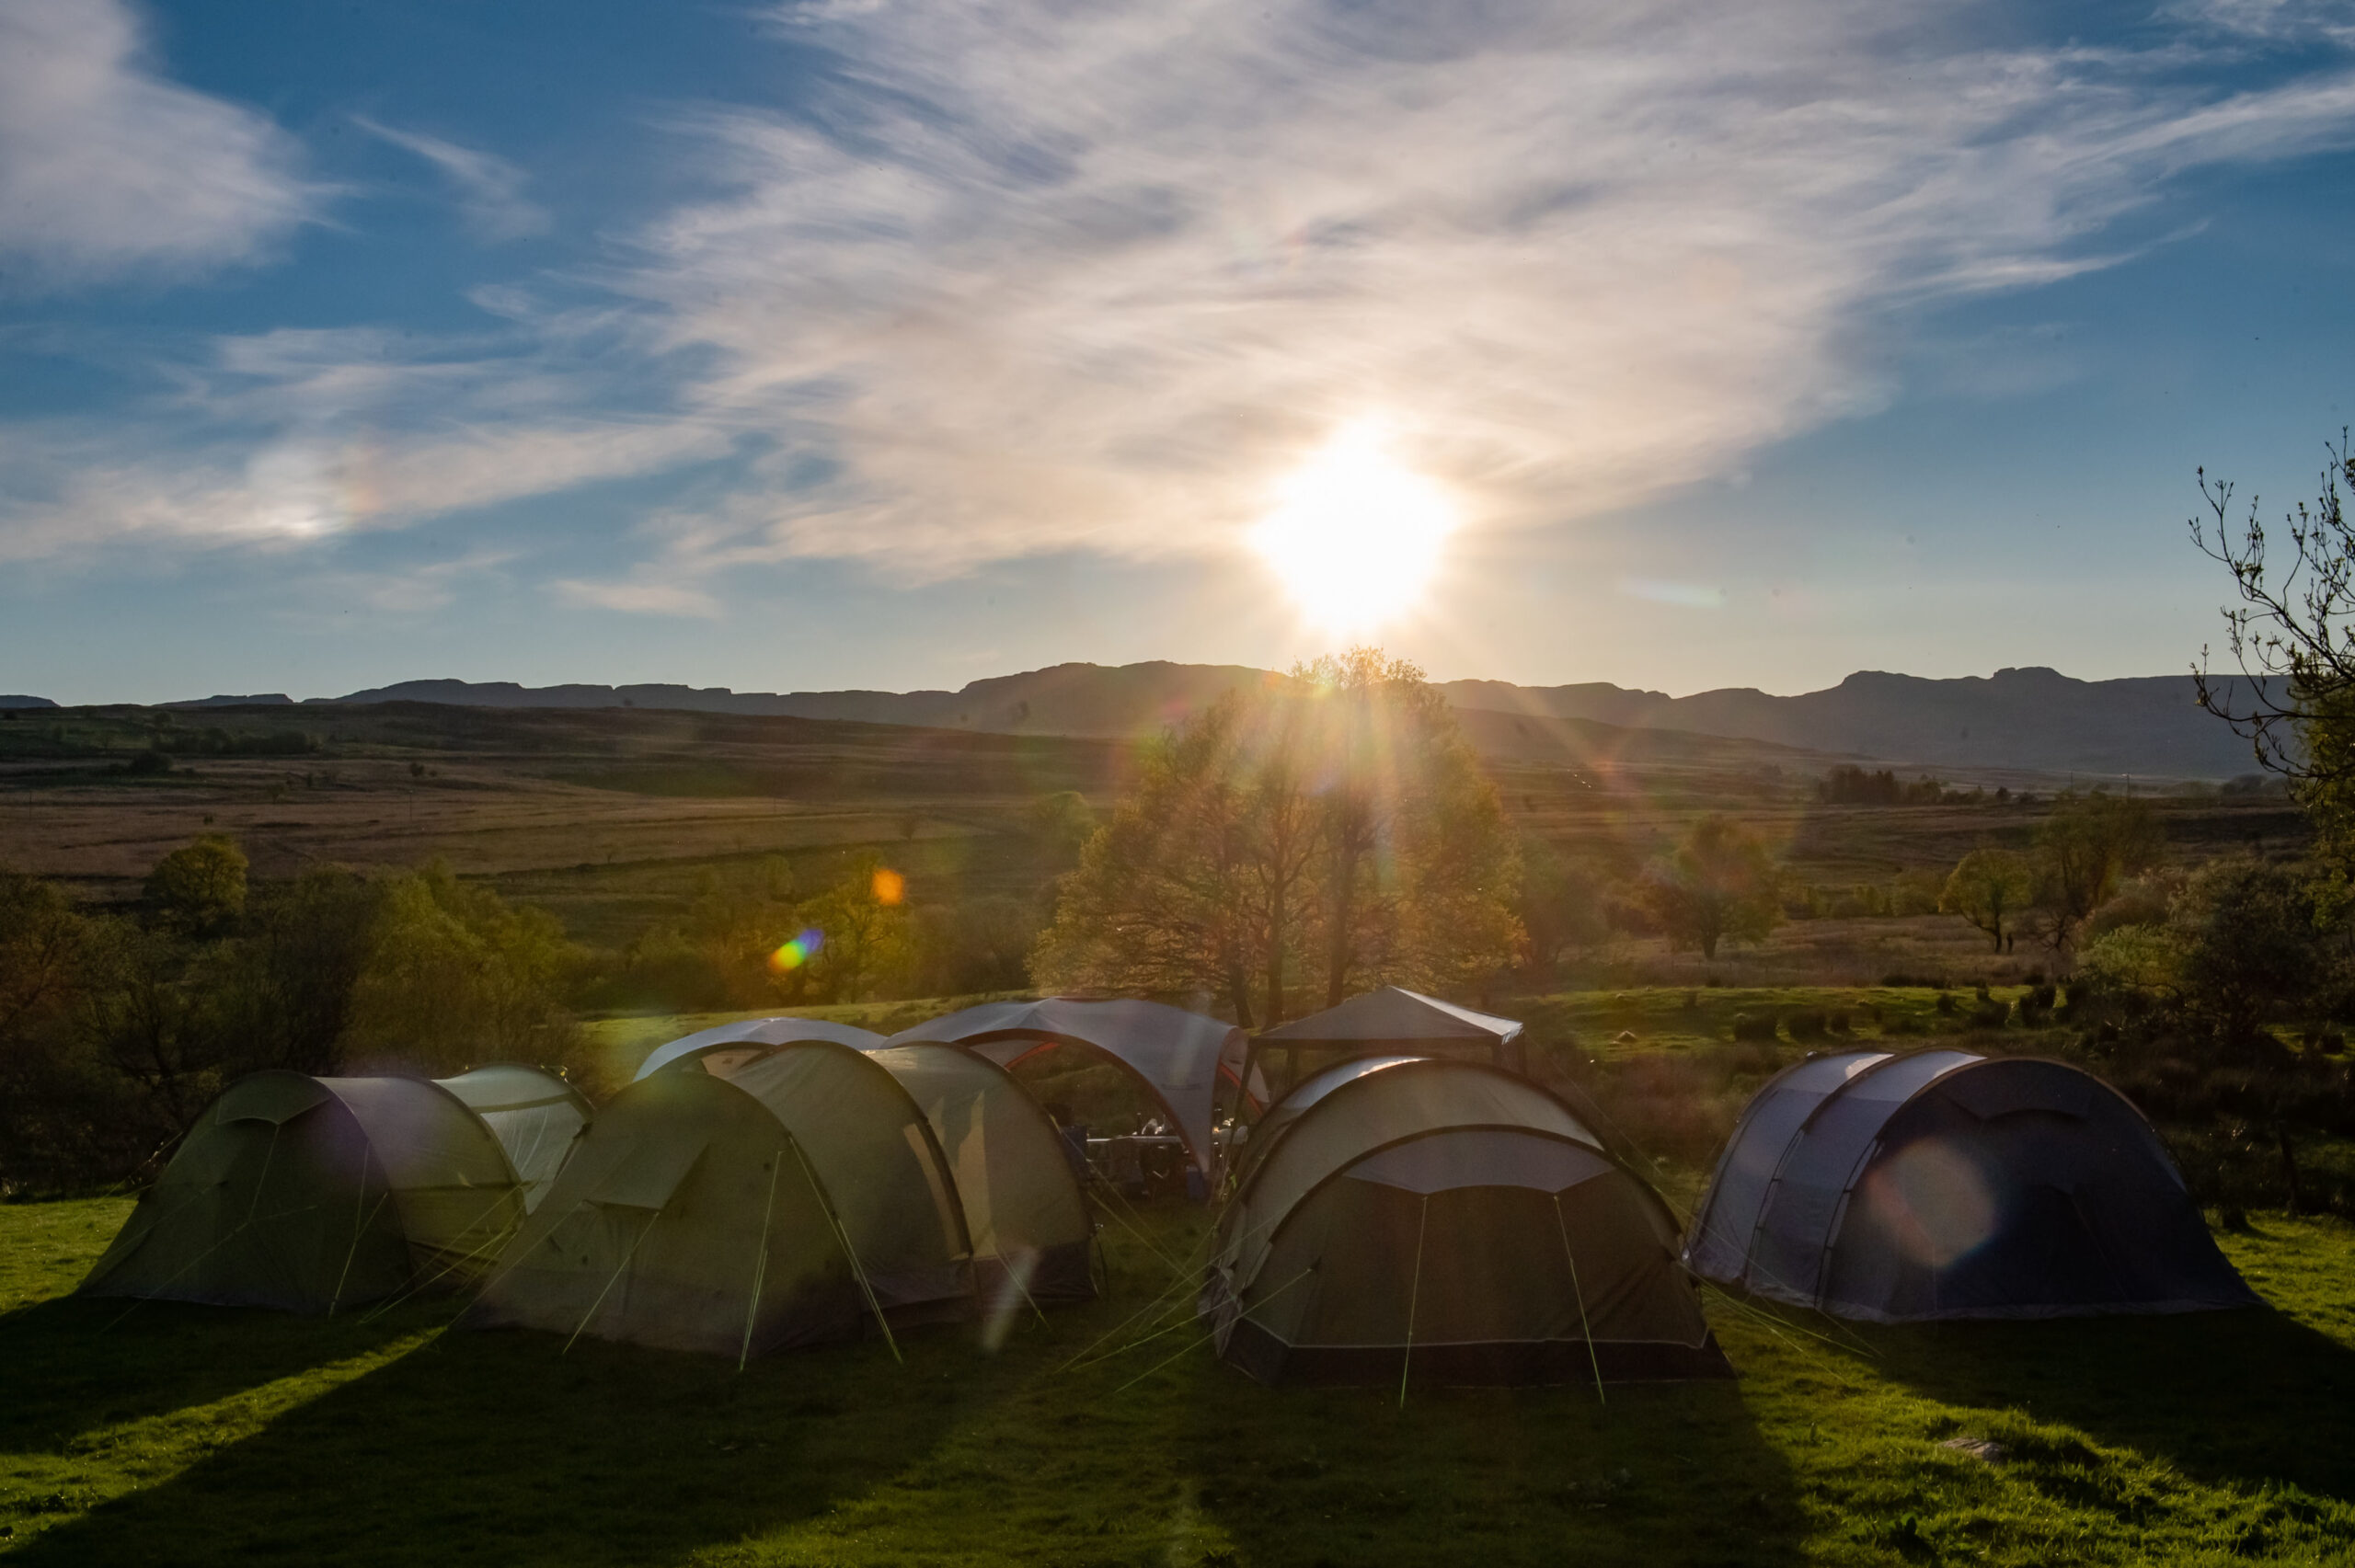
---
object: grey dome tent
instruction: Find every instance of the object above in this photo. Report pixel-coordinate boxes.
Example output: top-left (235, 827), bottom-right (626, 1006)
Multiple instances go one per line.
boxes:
top-left (468, 1040), bottom-right (972, 1358)
top-left (886, 998), bottom-right (1262, 1176)
top-left (432, 1065), bottom-right (591, 1211)
top-left (869, 1043), bottom-right (1097, 1305)
top-left (634, 1016), bottom-right (885, 1081)
top-left (1203, 1058), bottom-right (1729, 1386)
top-left (1686, 1049), bottom-right (2257, 1322)
top-left (81, 1071), bottom-right (526, 1312)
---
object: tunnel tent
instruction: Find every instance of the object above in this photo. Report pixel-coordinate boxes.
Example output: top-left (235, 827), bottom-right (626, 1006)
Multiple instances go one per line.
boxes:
top-left (81, 1070), bottom-right (526, 1312)
top-left (432, 1065), bottom-right (592, 1211)
top-left (1225, 1053), bottom-right (1425, 1189)
top-left (468, 1039), bottom-right (973, 1358)
top-left (1204, 1058), bottom-right (1729, 1386)
top-left (1687, 1049), bottom-right (2259, 1321)
top-left (634, 1016), bottom-right (885, 1082)
top-left (885, 998), bottom-right (1263, 1175)
top-left (1252, 987), bottom-right (1528, 1090)
top-left (868, 1042), bottom-right (1097, 1304)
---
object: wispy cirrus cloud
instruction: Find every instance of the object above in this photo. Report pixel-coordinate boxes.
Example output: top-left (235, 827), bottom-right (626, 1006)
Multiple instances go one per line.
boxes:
top-left (356, 116), bottom-right (551, 242)
top-left (551, 577), bottom-right (721, 617)
top-left (592, 0), bottom-right (2355, 587)
top-left (0, 0), bottom-right (316, 289)
top-left (8, 0), bottom-right (2355, 614)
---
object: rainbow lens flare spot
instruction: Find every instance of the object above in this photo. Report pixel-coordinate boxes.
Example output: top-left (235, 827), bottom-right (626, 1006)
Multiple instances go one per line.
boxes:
top-left (767, 928), bottom-right (825, 972)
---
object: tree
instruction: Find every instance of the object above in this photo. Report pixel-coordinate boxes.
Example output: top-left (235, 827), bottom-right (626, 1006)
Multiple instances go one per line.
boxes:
top-left (1033, 649), bottom-right (1522, 1023)
top-left (2028, 792), bottom-right (2162, 953)
top-left (144, 834), bottom-right (247, 936)
top-left (798, 853), bottom-right (913, 1003)
top-left (1642, 815), bottom-right (1780, 961)
top-left (1939, 848), bottom-right (2034, 952)
top-left (1515, 838), bottom-right (1611, 975)
top-left (2191, 433), bottom-right (2355, 902)
top-left (2172, 857), bottom-right (2324, 1056)
top-left (339, 864), bottom-right (580, 1074)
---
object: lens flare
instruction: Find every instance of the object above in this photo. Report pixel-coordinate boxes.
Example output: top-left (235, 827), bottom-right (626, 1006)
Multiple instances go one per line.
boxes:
top-left (872, 866), bottom-right (906, 906)
top-left (1251, 421), bottom-right (1457, 633)
top-left (766, 927), bottom-right (825, 973)
top-left (1862, 1138), bottom-right (1997, 1267)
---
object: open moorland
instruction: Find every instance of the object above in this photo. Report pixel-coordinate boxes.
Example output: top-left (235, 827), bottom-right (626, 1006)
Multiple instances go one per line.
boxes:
top-left (0, 699), bottom-right (2302, 955)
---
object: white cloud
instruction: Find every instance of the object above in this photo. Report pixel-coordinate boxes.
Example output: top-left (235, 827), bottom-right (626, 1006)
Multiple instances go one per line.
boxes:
top-left (601, 0), bottom-right (2355, 579)
top-left (0, 0), bottom-right (315, 287)
top-left (0, 325), bottom-right (733, 564)
top-left (551, 577), bottom-right (722, 617)
top-left (356, 116), bottom-right (551, 242)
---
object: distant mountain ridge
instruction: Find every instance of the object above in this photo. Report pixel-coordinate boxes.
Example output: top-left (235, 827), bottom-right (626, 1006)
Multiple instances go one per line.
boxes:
top-left (299, 661), bottom-right (2269, 779)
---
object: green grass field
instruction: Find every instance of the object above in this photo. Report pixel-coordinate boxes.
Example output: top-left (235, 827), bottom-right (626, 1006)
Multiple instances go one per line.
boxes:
top-left (5, 1192), bottom-right (2353, 1565)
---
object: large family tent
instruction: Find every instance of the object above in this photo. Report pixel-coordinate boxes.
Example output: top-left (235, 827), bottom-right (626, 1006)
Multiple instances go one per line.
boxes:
top-left (1203, 1058), bottom-right (1729, 1386)
top-left (869, 1043), bottom-right (1097, 1304)
top-left (886, 998), bottom-right (1262, 1175)
top-left (81, 1071), bottom-right (526, 1312)
top-left (1686, 1049), bottom-right (2257, 1322)
top-left (432, 1065), bottom-right (591, 1210)
top-left (633, 1016), bottom-right (884, 1081)
top-left (1252, 988), bottom-right (1529, 1089)
top-left (468, 1040), bottom-right (972, 1357)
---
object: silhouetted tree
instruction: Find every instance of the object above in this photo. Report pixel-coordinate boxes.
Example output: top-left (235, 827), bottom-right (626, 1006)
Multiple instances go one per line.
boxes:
top-left (1642, 815), bottom-right (1781, 961)
top-left (1940, 847), bottom-right (2034, 952)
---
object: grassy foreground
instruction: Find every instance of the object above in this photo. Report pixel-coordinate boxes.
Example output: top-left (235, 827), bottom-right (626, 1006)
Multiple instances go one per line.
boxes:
top-left (4, 1196), bottom-right (2354, 1566)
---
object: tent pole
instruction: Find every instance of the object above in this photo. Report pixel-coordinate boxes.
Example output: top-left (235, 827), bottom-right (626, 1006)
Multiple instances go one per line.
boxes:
top-left (1398, 1195), bottom-right (1429, 1410)
top-left (738, 1149), bottom-right (785, 1371)
top-left (566, 1209), bottom-right (660, 1355)
top-left (787, 1134), bottom-right (902, 1364)
top-left (1552, 1193), bottom-right (1606, 1405)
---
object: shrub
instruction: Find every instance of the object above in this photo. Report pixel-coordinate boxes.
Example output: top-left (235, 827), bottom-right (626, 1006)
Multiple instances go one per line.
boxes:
top-left (1968, 1000), bottom-right (2010, 1030)
top-left (1730, 1012), bottom-right (1779, 1043)
top-left (1935, 990), bottom-right (1956, 1014)
top-left (1785, 1008), bottom-right (1828, 1041)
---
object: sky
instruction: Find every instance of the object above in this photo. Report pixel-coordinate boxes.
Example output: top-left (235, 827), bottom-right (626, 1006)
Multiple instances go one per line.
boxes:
top-left (6, 0), bottom-right (2355, 704)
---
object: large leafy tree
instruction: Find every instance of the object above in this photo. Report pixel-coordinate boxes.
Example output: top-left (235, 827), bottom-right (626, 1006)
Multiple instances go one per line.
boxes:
top-left (1032, 650), bottom-right (1522, 1024)
top-left (2027, 792), bottom-right (2162, 953)
top-left (1643, 815), bottom-right (1780, 961)
top-left (1940, 847), bottom-right (2034, 953)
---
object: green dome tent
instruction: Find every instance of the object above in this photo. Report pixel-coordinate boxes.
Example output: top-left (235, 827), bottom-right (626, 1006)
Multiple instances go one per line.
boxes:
top-left (869, 1042), bottom-right (1097, 1306)
top-left (432, 1065), bottom-right (592, 1212)
top-left (1204, 1058), bottom-right (1729, 1387)
top-left (81, 1071), bottom-right (527, 1313)
top-left (467, 1041), bottom-right (974, 1358)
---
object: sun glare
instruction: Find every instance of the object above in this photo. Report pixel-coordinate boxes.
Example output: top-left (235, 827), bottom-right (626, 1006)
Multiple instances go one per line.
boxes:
top-left (1252, 422), bottom-right (1457, 632)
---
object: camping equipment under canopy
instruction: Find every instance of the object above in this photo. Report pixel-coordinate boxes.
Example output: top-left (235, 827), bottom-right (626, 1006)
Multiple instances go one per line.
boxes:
top-left (885, 998), bottom-right (1260, 1176)
top-left (81, 1070), bottom-right (526, 1312)
top-left (1685, 1049), bottom-right (2257, 1322)
top-left (1203, 1057), bottom-right (1729, 1386)
top-left (467, 1040), bottom-right (972, 1357)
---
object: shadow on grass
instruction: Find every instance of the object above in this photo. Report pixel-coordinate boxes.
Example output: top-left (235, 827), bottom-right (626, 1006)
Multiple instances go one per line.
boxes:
top-left (1852, 1299), bottom-right (2355, 1505)
top-left (0, 1292), bottom-right (430, 1452)
top-left (1171, 1364), bottom-right (1809, 1568)
top-left (7, 1310), bottom-right (994, 1567)
top-left (9, 1200), bottom-right (1808, 1567)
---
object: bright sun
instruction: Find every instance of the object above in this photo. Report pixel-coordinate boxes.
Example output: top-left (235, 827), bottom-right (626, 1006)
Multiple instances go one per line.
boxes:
top-left (1251, 421), bottom-right (1458, 633)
